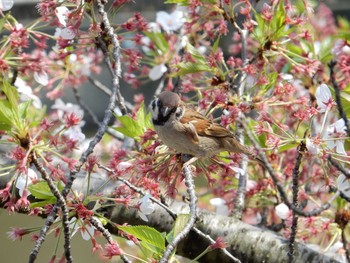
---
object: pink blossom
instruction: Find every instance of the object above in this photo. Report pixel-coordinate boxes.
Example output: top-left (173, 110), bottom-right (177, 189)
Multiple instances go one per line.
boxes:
top-left (0, 182), bottom-right (11, 202)
top-left (7, 227), bottom-right (29, 241)
top-left (103, 242), bottom-right (123, 259)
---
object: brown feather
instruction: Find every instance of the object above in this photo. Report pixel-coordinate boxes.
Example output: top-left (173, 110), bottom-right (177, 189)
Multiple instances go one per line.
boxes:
top-left (180, 107), bottom-right (233, 138)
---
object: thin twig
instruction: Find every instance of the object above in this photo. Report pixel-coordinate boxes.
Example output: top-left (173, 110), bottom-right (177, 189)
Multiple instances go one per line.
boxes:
top-left (232, 27), bottom-right (249, 219)
top-left (96, 0), bottom-right (127, 115)
top-left (159, 164), bottom-right (197, 263)
top-left (87, 77), bottom-right (134, 111)
top-left (341, 226), bottom-right (350, 262)
top-left (328, 155), bottom-right (350, 179)
top-left (97, 163), bottom-right (177, 220)
top-left (329, 60), bottom-right (350, 137)
top-left (31, 153), bottom-right (72, 263)
top-left (72, 87), bottom-right (124, 140)
top-left (192, 227), bottom-right (241, 263)
top-left (287, 141), bottom-right (306, 263)
top-left (90, 217), bottom-right (131, 263)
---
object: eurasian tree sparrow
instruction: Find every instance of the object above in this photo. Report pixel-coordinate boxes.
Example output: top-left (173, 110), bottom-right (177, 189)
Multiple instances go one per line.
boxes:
top-left (151, 91), bottom-right (257, 163)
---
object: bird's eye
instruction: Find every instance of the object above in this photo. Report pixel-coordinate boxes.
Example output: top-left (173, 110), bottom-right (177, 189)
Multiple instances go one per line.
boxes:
top-left (175, 107), bottom-right (183, 118)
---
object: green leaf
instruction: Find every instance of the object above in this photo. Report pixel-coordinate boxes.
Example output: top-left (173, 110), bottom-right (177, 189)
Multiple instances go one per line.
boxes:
top-left (28, 181), bottom-right (64, 200)
top-left (186, 43), bottom-right (206, 63)
top-left (118, 225), bottom-right (165, 252)
top-left (173, 214), bottom-right (189, 238)
top-left (114, 115), bottom-right (143, 140)
top-left (175, 62), bottom-right (212, 76)
top-left (213, 36), bottom-right (220, 52)
top-left (113, 102), bottom-right (152, 141)
top-left (30, 198), bottom-right (57, 208)
top-left (0, 13), bottom-right (10, 32)
top-left (19, 100), bottom-right (32, 119)
top-left (2, 79), bottom-right (19, 109)
top-left (278, 142), bottom-right (299, 153)
top-left (144, 31), bottom-right (169, 54)
top-left (0, 100), bottom-right (14, 127)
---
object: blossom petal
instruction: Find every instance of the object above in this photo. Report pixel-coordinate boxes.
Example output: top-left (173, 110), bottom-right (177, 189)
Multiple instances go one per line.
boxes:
top-left (149, 64), bottom-right (167, 81)
top-left (336, 141), bottom-right (347, 155)
top-left (275, 203), bottom-right (290, 220)
top-left (1, 0), bottom-right (14, 11)
top-left (315, 84), bottom-right (331, 112)
top-left (34, 71), bottom-right (49, 86)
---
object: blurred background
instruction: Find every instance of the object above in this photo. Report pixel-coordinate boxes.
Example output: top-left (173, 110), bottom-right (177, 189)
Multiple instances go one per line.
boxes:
top-left (1, 0), bottom-right (350, 262)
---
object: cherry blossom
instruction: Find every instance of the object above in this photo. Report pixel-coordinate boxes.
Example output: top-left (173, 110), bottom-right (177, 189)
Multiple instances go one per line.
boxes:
top-left (210, 198), bottom-right (229, 216)
top-left (156, 10), bottom-right (184, 32)
top-left (137, 194), bottom-right (155, 222)
top-left (325, 119), bottom-right (347, 155)
top-left (315, 84), bottom-right (334, 113)
top-left (337, 174), bottom-right (350, 199)
top-left (14, 78), bottom-right (42, 109)
top-left (306, 138), bottom-right (320, 155)
top-left (103, 242), bottom-right (123, 259)
top-left (275, 203), bottom-right (290, 220)
top-left (69, 217), bottom-right (97, 241)
top-left (0, 0), bottom-right (13, 11)
top-left (15, 168), bottom-right (38, 197)
top-left (54, 6), bottom-right (76, 40)
top-left (149, 64), bottom-right (167, 81)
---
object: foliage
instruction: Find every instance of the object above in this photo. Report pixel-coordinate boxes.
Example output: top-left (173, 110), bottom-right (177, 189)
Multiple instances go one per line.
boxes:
top-left (0, 0), bottom-right (349, 262)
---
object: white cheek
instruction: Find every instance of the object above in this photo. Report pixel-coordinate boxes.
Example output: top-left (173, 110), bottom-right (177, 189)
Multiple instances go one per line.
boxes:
top-left (151, 105), bottom-right (159, 119)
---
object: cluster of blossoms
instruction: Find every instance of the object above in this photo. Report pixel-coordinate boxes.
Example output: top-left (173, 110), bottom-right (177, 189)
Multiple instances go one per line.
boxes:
top-left (0, 0), bottom-right (349, 262)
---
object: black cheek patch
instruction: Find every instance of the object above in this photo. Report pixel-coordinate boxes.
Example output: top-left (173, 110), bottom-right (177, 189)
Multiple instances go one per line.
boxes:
top-left (152, 107), bottom-right (177, 126)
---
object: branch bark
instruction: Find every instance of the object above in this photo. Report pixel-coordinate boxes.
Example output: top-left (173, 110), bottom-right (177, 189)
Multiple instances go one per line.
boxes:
top-left (0, 175), bottom-right (340, 263)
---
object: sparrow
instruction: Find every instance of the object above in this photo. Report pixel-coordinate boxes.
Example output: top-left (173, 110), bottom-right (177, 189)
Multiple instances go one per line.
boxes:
top-left (150, 91), bottom-right (257, 164)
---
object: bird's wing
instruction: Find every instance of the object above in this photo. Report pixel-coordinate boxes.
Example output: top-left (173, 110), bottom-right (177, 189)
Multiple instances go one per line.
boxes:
top-left (180, 108), bottom-right (233, 138)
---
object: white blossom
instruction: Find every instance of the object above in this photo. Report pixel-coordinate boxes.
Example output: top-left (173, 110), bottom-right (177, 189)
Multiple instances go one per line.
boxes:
top-left (16, 168), bottom-right (38, 197)
top-left (138, 194), bottom-right (155, 222)
top-left (325, 119), bottom-right (347, 155)
top-left (149, 64), bottom-right (167, 81)
top-left (34, 70), bottom-right (49, 86)
top-left (15, 78), bottom-right (42, 109)
top-left (275, 203), bottom-right (290, 220)
top-left (69, 217), bottom-right (97, 241)
top-left (55, 6), bottom-right (69, 27)
top-left (210, 198), bottom-right (229, 216)
top-left (0, 0), bottom-right (13, 11)
top-left (315, 84), bottom-right (334, 113)
top-left (337, 174), bottom-right (350, 199)
top-left (306, 138), bottom-right (320, 155)
top-left (156, 10), bottom-right (184, 32)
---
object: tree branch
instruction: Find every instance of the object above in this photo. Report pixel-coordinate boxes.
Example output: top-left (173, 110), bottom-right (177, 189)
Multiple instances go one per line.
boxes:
top-left (160, 164), bottom-right (197, 262)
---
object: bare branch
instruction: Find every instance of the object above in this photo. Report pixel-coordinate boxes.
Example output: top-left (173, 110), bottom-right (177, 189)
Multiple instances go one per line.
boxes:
top-left (288, 141), bottom-right (307, 263)
top-left (30, 153), bottom-right (72, 263)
